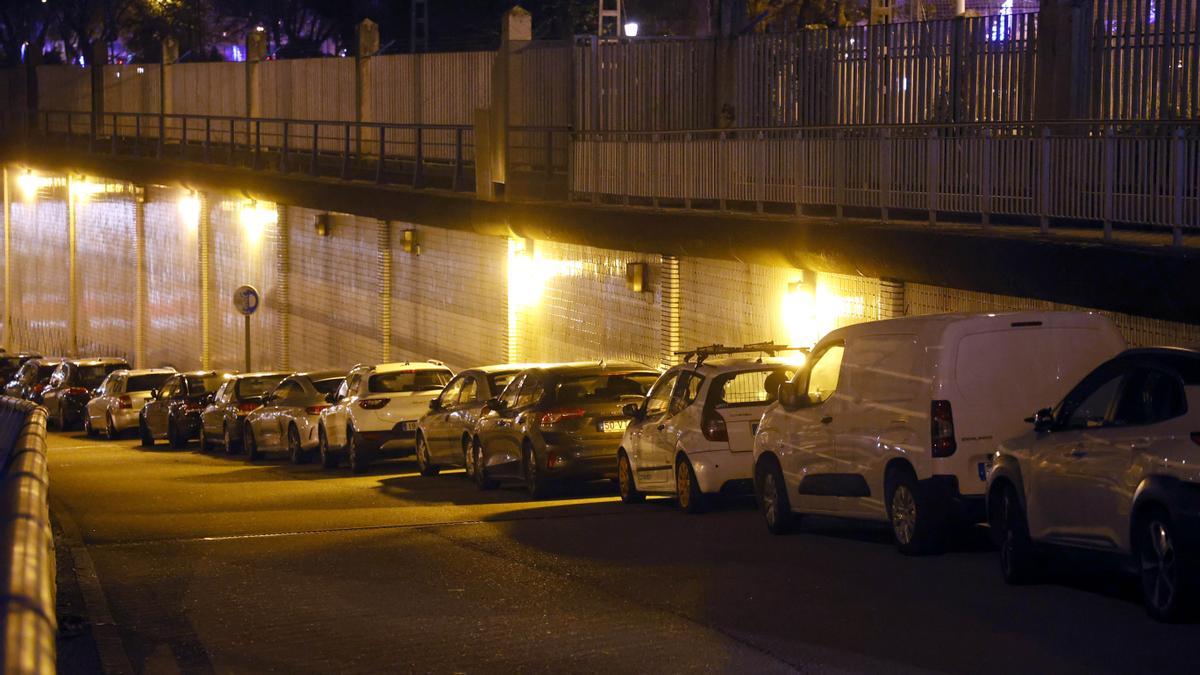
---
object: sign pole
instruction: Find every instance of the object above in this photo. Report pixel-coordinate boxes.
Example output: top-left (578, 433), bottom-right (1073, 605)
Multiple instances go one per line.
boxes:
top-left (244, 314), bottom-right (251, 372)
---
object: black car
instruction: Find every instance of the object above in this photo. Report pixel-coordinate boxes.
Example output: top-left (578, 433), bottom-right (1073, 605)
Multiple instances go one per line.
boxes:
top-left (139, 371), bottom-right (230, 449)
top-left (472, 362), bottom-right (658, 498)
top-left (4, 357), bottom-right (65, 403)
top-left (0, 351), bottom-right (41, 384)
top-left (198, 371), bottom-right (291, 454)
top-left (43, 357), bottom-right (131, 430)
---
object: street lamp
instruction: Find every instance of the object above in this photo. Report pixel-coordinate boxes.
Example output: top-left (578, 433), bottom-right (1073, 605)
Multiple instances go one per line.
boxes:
top-left (624, 22), bottom-right (639, 37)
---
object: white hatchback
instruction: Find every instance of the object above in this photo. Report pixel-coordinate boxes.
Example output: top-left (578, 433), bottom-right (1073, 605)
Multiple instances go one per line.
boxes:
top-left (618, 355), bottom-right (799, 513)
top-left (319, 361), bottom-right (454, 474)
top-left (84, 368), bottom-right (177, 439)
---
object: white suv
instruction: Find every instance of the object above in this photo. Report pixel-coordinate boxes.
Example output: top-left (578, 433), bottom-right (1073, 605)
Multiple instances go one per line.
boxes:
top-left (318, 361), bottom-right (454, 473)
top-left (618, 348), bottom-right (799, 513)
top-left (988, 347), bottom-right (1200, 622)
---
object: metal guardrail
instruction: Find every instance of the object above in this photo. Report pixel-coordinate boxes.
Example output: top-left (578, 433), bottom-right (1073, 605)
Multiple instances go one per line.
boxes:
top-left (0, 399), bottom-right (54, 674)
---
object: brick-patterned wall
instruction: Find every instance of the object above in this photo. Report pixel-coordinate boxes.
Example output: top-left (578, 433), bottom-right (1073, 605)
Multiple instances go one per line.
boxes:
top-left (390, 225), bottom-right (508, 371)
top-left (76, 196), bottom-right (135, 360)
top-left (511, 240), bottom-right (660, 366)
top-left (907, 283), bottom-right (1200, 349)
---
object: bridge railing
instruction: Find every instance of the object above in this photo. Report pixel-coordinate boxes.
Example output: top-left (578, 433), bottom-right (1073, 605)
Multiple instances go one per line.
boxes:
top-left (571, 122), bottom-right (1200, 244)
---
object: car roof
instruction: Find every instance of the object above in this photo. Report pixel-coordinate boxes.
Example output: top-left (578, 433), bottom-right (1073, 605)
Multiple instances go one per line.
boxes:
top-left (676, 356), bottom-right (801, 374)
top-left (470, 363), bottom-right (554, 374)
top-left (178, 370), bottom-right (223, 378)
top-left (819, 311), bottom-right (1114, 346)
top-left (372, 361), bottom-right (452, 374)
top-left (67, 357), bottom-right (130, 366)
top-left (296, 369), bottom-right (345, 381)
top-left (535, 361), bottom-right (656, 377)
top-left (116, 368), bottom-right (177, 376)
top-left (229, 371), bottom-right (291, 379)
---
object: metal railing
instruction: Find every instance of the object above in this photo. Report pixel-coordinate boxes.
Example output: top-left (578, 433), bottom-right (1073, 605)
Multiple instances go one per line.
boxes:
top-left (0, 400), bottom-right (54, 674)
top-left (16, 110), bottom-right (478, 192)
top-left (571, 121), bottom-right (1200, 244)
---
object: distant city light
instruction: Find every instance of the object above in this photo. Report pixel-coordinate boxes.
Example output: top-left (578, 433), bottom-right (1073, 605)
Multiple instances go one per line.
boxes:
top-left (231, 46), bottom-right (244, 62)
top-left (136, 66), bottom-right (145, 74)
top-left (255, 26), bottom-right (265, 32)
top-left (624, 22), bottom-right (639, 37)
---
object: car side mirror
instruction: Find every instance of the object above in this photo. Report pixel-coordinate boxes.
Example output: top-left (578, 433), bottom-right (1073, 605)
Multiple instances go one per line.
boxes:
top-left (326, 392), bottom-right (338, 404)
top-left (621, 402), bottom-right (642, 419)
top-left (429, 398), bottom-right (442, 412)
top-left (149, 388), bottom-right (159, 399)
top-left (778, 382), bottom-right (802, 410)
top-left (485, 397), bottom-right (504, 413)
top-left (1026, 407), bottom-right (1055, 433)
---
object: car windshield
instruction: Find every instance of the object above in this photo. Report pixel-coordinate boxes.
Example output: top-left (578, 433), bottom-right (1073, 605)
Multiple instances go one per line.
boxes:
top-left (126, 373), bottom-right (172, 392)
top-left (78, 364), bottom-right (127, 388)
top-left (552, 372), bottom-right (657, 404)
top-left (488, 371), bottom-right (520, 393)
top-left (36, 364), bottom-right (57, 380)
top-left (0, 356), bottom-right (21, 369)
top-left (715, 367), bottom-right (796, 407)
top-left (313, 378), bottom-right (345, 395)
top-left (369, 370), bottom-right (452, 393)
top-left (185, 375), bottom-right (225, 395)
top-left (236, 375), bottom-right (287, 400)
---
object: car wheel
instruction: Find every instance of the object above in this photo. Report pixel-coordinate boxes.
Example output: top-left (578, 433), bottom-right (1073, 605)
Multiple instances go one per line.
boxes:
top-left (139, 417), bottom-right (155, 447)
top-left (168, 419), bottom-right (187, 449)
top-left (287, 424), bottom-right (309, 465)
top-left (1138, 507), bottom-right (1197, 622)
top-left (461, 436), bottom-right (474, 479)
top-left (245, 426), bottom-right (261, 461)
top-left (198, 425), bottom-right (209, 451)
top-left (56, 407), bottom-right (69, 432)
top-left (995, 483), bottom-right (1039, 584)
top-left (676, 456), bottom-right (707, 514)
top-left (416, 434), bottom-right (439, 477)
top-left (319, 425), bottom-right (339, 469)
top-left (83, 414), bottom-right (96, 437)
top-left (104, 413), bottom-right (117, 441)
top-left (523, 444), bottom-right (550, 499)
top-left (474, 441), bottom-right (498, 491)
top-left (617, 451), bottom-right (644, 504)
top-left (886, 468), bottom-right (944, 555)
top-left (757, 458), bottom-right (795, 535)
top-left (348, 426), bottom-right (370, 475)
top-left (223, 423), bottom-right (240, 455)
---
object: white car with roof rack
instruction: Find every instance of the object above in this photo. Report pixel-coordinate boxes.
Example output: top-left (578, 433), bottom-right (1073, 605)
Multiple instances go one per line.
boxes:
top-left (617, 342), bottom-right (804, 513)
top-left (318, 360), bottom-right (454, 474)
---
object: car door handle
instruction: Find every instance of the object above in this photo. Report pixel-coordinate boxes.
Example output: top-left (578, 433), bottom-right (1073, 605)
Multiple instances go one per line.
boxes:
top-left (820, 416), bottom-right (833, 425)
top-left (656, 424), bottom-right (666, 431)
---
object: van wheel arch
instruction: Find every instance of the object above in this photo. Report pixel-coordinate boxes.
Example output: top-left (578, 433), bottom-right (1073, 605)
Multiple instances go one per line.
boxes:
top-left (884, 458), bottom-right (917, 484)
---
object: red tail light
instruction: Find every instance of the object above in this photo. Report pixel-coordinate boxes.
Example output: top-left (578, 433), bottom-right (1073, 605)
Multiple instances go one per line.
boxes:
top-left (931, 400), bottom-right (957, 457)
top-left (237, 401), bottom-right (260, 413)
top-left (67, 387), bottom-right (89, 396)
top-left (116, 395), bottom-right (132, 409)
top-left (357, 398), bottom-right (389, 410)
top-left (702, 410), bottom-right (728, 442)
top-left (306, 404), bottom-right (330, 415)
top-left (540, 408), bottom-right (586, 426)
top-left (32, 383), bottom-right (47, 394)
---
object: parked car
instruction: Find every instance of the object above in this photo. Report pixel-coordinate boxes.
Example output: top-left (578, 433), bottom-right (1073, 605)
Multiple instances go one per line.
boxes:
top-left (198, 371), bottom-right (291, 454)
top-left (415, 363), bottom-right (534, 478)
top-left (618, 346), bottom-right (799, 513)
top-left (84, 368), bottom-right (176, 439)
top-left (319, 362), bottom-right (454, 473)
top-left (139, 371), bottom-right (230, 448)
top-left (4, 357), bottom-right (64, 403)
top-left (753, 312), bottom-right (1126, 554)
top-left (0, 351), bottom-right (41, 384)
top-left (472, 362), bottom-right (658, 498)
top-left (244, 370), bottom-right (346, 464)
top-left (987, 347), bottom-right (1200, 622)
top-left (43, 357), bottom-right (131, 430)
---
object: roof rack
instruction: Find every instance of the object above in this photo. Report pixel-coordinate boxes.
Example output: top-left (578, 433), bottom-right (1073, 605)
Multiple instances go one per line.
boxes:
top-left (675, 341), bottom-right (807, 366)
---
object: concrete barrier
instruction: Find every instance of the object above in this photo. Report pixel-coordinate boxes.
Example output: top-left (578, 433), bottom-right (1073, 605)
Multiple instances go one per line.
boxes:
top-left (0, 397), bottom-right (55, 674)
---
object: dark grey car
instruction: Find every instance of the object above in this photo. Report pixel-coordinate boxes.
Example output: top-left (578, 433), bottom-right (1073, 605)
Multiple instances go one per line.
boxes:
top-left (198, 371), bottom-right (291, 454)
top-left (415, 364), bottom-right (529, 478)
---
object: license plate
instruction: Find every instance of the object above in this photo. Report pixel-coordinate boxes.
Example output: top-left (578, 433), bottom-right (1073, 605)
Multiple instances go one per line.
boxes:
top-left (402, 421), bottom-right (418, 432)
top-left (599, 419), bottom-right (630, 433)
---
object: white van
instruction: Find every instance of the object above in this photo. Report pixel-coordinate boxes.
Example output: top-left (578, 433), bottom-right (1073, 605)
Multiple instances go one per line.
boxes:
top-left (752, 312), bottom-right (1126, 554)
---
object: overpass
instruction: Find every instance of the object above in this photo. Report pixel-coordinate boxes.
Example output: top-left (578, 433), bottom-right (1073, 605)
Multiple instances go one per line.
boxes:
top-left (1, 2), bottom-right (1198, 372)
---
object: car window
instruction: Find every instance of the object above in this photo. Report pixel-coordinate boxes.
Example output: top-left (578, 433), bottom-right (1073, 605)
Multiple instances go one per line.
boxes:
top-left (643, 372), bottom-right (680, 416)
top-left (49, 366), bottom-right (65, 387)
top-left (1063, 372), bottom-right (1123, 430)
top-left (489, 372), bottom-right (518, 397)
top-left (517, 376), bottom-right (544, 408)
top-left (458, 376), bottom-right (478, 404)
top-left (186, 374), bottom-right (224, 395)
top-left (1112, 368), bottom-right (1187, 427)
top-left (499, 374), bottom-right (524, 408)
top-left (235, 375), bottom-right (286, 400)
top-left (275, 381), bottom-right (304, 402)
top-left (552, 372), bottom-right (657, 404)
top-left (160, 377), bottom-right (180, 398)
top-left (369, 370), bottom-right (451, 394)
top-left (715, 367), bottom-right (794, 407)
top-left (127, 373), bottom-right (171, 393)
top-left (805, 345), bottom-right (844, 404)
top-left (438, 377), bottom-right (464, 407)
top-left (313, 378), bottom-right (345, 396)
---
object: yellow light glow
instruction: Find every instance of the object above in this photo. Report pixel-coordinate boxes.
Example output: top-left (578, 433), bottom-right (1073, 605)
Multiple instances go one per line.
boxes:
top-left (178, 193), bottom-right (201, 232)
top-left (781, 274), bottom-right (865, 349)
top-left (69, 178), bottom-right (109, 201)
top-left (238, 201), bottom-right (276, 244)
top-left (16, 171), bottom-right (51, 200)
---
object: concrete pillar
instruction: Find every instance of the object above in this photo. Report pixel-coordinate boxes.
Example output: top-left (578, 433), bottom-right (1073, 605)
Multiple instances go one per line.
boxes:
top-left (66, 175), bottom-right (78, 356)
top-left (275, 204), bottom-right (290, 370)
top-left (245, 32), bottom-right (268, 145)
top-left (159, 38), bottom-right (178, 156)
top-left (89, 42), bottom-right (106, 144)
top-left (198, 192), bottom-right (212, 369)
top-left (133, 188), bottom-right (147, 367)
top-left (489, 7), bottom-right (532, 195)
top-left (1035, 0), bottom-right (1092, 120)
top-left (356, 20), bottom-right (379, 130)
top-left (2, 167), bottom-right (10, 349)
top-left (659, 255), bottom-right (681, 369)
top-left (377, 219), bottom-right (393, 363)
top-left (879, 278), bottom-right (906, 319)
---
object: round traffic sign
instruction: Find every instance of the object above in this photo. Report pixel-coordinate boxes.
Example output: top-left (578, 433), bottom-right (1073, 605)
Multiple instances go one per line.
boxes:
top-left (233, 285), bottom-right (260, 316)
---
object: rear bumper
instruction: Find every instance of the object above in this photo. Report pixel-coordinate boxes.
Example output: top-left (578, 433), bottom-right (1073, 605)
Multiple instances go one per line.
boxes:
top-left (358, 423), bottom-right (418, 455)
top-left (926, 475), bottom-right (987, 524)
top-left (689, 449), bottom-right (753, 494)
top-left (541, 441), bottom-right (620, 481)
top-left (112, 408), bottom-right (140, 430)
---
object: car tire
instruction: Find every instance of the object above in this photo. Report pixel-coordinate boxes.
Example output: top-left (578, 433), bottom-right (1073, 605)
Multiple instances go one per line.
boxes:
top-left (524, 444), bottom-right (550, 499)
top-left (224, 423), bottom-right (240, 455)
top-left (617, 451), bottom-right (644, 504)
top-left (756, 457), bottom-right (795, 535)
top-left (56, 407), bottom-right (69, 432)
top-left (994, 483), bottom-right (1039, 584)
top-left (245, 426), bottom-right (261, 461)
top-left (319, 425), bottom-right (339, 469)
top-left (1137, 506), bottom-right (1198, 622)
top-left (885, 468), bottom-right (944, 556)
top-left (104, 413), bottom-right (117, 441)
top-left (287, 424), bottom-right (309, 465)
top-left (676, 456), bottom-right (707, 514)
top-left (348, 426), bottom-right (370, 475)
top-left (462, 435), bottom-right (474, 479)
top-left (139, 417), bottom-right (155, 447)
top-left (474, 441), bottom-right (498, 491)
top-left (83, 414), bottom-right (96, 437)
top-left (415, 434), bottom-right (440, 477)
top-left (168, 419), bottom-right (187, 450)
top-left (198, 425), bottom-right (209, 451)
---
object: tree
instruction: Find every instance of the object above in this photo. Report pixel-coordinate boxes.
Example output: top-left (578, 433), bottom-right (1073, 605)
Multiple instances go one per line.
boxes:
top-left (0, 0), bottom-right (50, 66)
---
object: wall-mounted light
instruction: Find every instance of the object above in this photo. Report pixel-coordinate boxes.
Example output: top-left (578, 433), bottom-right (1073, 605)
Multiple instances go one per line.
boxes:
top-left (624, 21), bottom-right (639, 37)
top-left (238, 200), bottom-right (276, 245)
top-left (626, 262), bottom-right (649, 293)
top-left (314, 213), bottom-right (332, 236)
top-left (402, 227), bottom-right (420, 255)
top-left (178, 192), bottom-right (201, 232)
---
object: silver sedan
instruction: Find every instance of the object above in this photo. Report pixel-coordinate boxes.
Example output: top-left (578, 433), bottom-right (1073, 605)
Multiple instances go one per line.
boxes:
top-left (85, 368), bottom-right (177, 439)
top-left (243, 370), bottom-right (345, 464)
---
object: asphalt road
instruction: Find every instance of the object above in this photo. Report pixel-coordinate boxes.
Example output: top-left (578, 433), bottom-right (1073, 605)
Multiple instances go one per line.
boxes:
top-left (47, 430), bottom-right (1200, 674)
